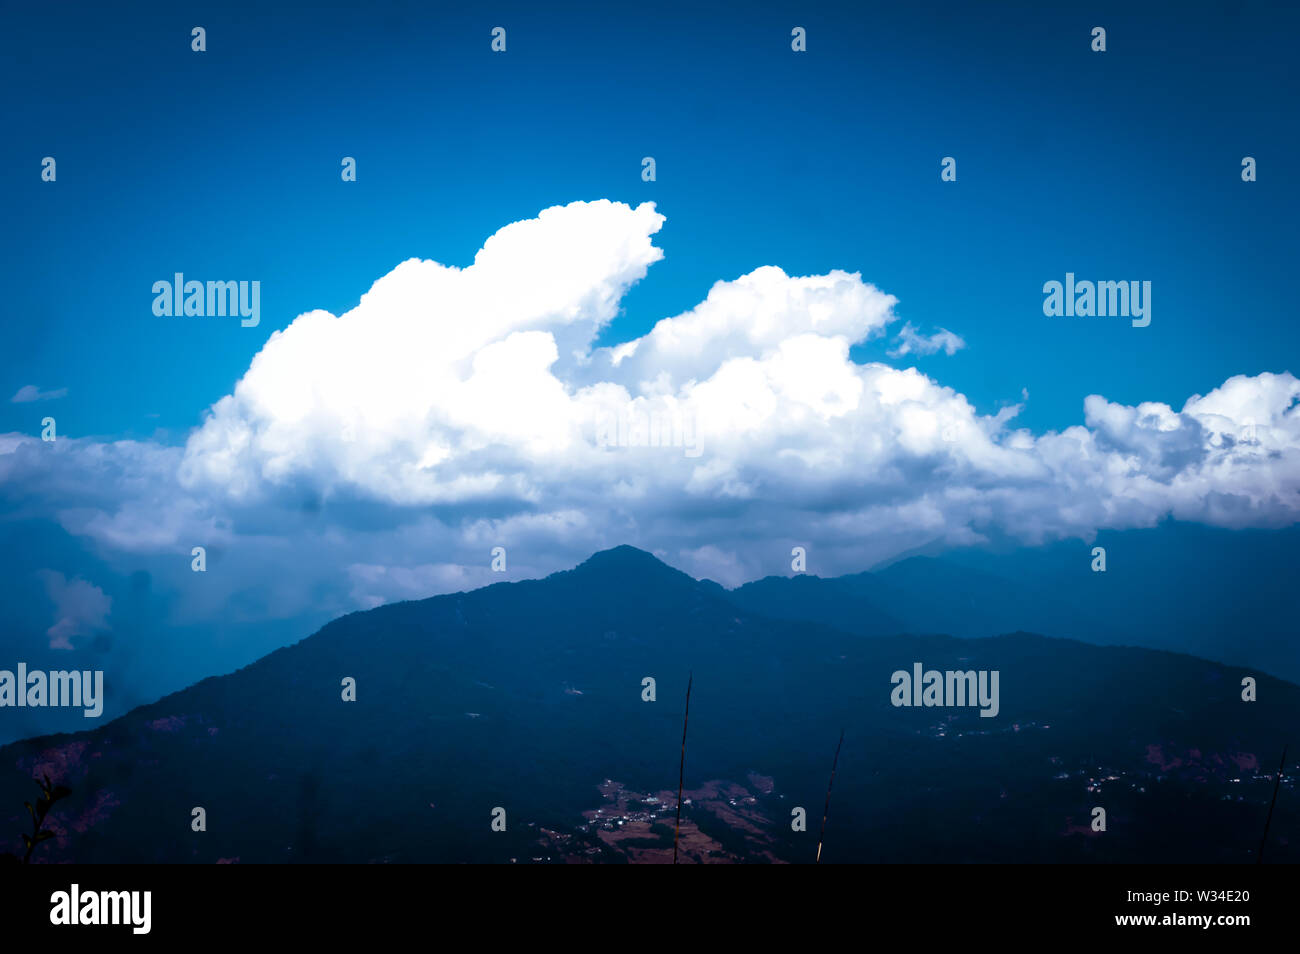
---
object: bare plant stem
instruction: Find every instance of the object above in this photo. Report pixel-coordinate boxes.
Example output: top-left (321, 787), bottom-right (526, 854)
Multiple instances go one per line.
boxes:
top-left (673, 673), bottom-right (693, 864)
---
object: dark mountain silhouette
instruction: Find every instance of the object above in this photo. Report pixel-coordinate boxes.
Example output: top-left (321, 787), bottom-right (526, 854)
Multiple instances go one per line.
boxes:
top-left (722, 572), bottom-right (909, 637)
top-left (725, 524), bottom-right (1300, 683)
top-left (724, 557), bottom-right (1119, 645)
top-left (1, 545), bottom-right (1295, 863)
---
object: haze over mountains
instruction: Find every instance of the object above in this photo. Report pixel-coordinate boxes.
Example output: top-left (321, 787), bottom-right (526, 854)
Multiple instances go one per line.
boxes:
top-left (725, 522), bottom-right (1300, 681)
top-left (1, 544), bottom-right (1294, 864)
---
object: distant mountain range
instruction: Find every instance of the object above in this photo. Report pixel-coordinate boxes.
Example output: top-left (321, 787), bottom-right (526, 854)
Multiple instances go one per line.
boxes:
top-left (2, 544), bottom-right (1295, 863)
top-left (725, 522), bottom-right (1300, 681)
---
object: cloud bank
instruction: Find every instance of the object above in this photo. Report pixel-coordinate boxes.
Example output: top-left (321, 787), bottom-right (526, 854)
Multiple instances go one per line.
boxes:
top-left (3, 199), bottom-right (1299, 608)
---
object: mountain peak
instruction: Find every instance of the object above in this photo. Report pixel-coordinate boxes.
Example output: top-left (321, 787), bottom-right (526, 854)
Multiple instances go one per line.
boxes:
top-left (518, 545), bottom-right (715, 616)
top-left (561, 545), bottom-right (705, 593)
top-left (577, 545), bottom-right (669, 571)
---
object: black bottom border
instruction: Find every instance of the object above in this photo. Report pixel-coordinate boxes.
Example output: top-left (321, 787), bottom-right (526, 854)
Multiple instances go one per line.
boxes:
top-left (0, 863), bottom-right (1281, 939)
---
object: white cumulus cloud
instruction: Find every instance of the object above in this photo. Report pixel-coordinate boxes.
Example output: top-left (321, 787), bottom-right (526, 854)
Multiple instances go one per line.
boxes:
top-left (1, 199), bottom-right (1297, 599)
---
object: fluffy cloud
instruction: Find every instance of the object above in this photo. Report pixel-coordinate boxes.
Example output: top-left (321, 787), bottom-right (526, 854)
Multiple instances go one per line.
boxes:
top-left (2, 199), bottom-right (1299, 601)
top-left (887, 322), bottom-right (966, 358)
top-left (38, 570), bottom-right (111, 650)
top-left (177, 199), bottom-right (669, 503)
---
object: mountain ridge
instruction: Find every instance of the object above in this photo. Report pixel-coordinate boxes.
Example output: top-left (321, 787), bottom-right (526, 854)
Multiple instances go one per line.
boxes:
top-left (7, 543), bottom-right (1300, 751)
top-left (1, 543), bottom-right (1296, 863)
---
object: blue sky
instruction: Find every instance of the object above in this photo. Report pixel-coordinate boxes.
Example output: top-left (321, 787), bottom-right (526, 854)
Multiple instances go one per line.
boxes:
top-left (1, 0), bottom-right (1299, 740)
